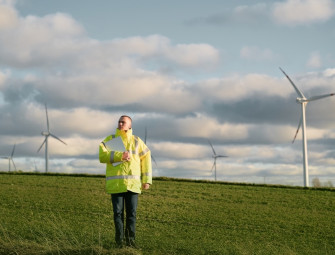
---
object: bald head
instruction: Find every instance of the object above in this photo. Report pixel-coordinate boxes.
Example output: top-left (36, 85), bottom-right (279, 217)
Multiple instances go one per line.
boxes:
top-left (118, 115), bottom-right (132, 131)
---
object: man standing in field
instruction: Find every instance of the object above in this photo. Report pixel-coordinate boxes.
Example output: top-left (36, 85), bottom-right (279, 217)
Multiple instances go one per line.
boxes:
top-left (99, 115), bottom-right (152, 248)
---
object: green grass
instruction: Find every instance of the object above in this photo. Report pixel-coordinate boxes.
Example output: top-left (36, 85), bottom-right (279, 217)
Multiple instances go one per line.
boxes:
top-left (0, 172), bottom-right (334, 255)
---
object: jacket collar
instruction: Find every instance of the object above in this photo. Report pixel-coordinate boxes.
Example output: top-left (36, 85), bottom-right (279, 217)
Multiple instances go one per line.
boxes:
top-left (115, 128), bottom-right (133, 142)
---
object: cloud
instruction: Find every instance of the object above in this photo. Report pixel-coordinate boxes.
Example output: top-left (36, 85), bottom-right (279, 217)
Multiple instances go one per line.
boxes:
top-left (185, 3), bottom-right (269, 26)
top-left (272, 0), bottom-right (335, 25)
top-left (0, 1), bottom-right (18, 30)
top-left (194, 73), bottom-right (292, 104)
top-left (0, 5), bottom-right (86, 67)
top-left (0, 1), bottom-right (220, 71)
top-left (0, 3), bottom-right (220, 116)
top-left (108, 35), bottom-right (220, 69)
top-left (151, 142), bottom-right (208, 159)
top-left (164, 43), bottom-right (220, 68)
top-left (323, 68), bottom-right (335, 77)
top-left (240, 46), bottom-right (276, 61)
top-left (0, 69), bottom-right (8, 87)
top-left (306, 51), bottom-right (322, 68)
top-left (185, 1), bottom-right (335, 28)
top-left (232, 3), bottom-right (270, 23)
top-left (1, 1), bottom-right (335, 186)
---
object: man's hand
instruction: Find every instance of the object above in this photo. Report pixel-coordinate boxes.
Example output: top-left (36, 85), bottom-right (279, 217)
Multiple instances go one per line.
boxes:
top-left (122, 151), bottom-right (131, 161)
top-left (142, 183), bottom-right (150, 190)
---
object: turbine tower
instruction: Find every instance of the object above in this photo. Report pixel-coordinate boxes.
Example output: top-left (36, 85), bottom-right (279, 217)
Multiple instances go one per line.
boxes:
top-left (37, 104), bottom-right (67, 173)
top-left (208, 139), bottom-right (227, 181)
top-left (1, 144), bottom-right (17, 172)
top-left (280, 68), bottom-right (335, 187)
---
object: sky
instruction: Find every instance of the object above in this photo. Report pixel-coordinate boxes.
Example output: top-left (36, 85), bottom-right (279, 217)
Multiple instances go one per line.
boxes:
top-left (1, 0), bottom-right (335, 186)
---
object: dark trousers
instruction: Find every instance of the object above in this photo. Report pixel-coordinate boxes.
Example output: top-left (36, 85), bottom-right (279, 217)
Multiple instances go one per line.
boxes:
top-left (111, 191), bottom-right (138, 244)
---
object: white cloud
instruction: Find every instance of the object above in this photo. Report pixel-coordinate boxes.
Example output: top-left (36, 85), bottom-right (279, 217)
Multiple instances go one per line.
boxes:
top-left (272, 0), bottom-right (335, 25)
top-left (323, 68), bottom-right (335, 77)
top-left (165, 43), bottom-right (220, 68)
top-left (0, 5), bottom-right (220, 70)
top-left (233, 3), bottom-right (269, 23)
top-left (1, 1), bottom-right (335, 186)
top-left (0, 12), bottom-right (86, 66)
top-left (307, 51), bottom-right (322, 68)
top-left (196, 73), bottom-right (291, 103)
top-left (240, 46), bottom-right (276, 61)
top-left (40, 107), bottom-right (121, 138)
top-left (0, 70), bottom-right (8, 88)
top-left (0, 1), bottom-right (18, 30)
top-left (0, 6), bottom-right (220, 115)
top-left (151, 142), bottom-right (207, 159)
top-left (103, 35), bottom-right (220, 70)
top-left (175, 115), bottom-right (249, 141)
top-left (293, 69), bottom-right (335, 93)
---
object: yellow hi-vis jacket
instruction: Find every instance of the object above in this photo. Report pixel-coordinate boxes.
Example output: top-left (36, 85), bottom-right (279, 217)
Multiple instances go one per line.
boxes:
top-left (99, 128), bottom-right (152, 194)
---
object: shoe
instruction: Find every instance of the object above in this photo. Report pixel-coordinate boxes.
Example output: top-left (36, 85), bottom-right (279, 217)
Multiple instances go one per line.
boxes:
top-left (116, 241), bottom-right (124, 248)
top-left (126, 240), bottom-right (138, 249)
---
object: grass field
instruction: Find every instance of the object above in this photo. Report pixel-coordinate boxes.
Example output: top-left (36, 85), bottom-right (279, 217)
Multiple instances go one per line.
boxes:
top-left (1, 172), bottom-right (334, 255)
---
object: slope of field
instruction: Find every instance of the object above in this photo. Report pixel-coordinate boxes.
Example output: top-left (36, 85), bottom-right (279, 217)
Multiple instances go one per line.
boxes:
top-left (0, 173), bottom-right (334, 255)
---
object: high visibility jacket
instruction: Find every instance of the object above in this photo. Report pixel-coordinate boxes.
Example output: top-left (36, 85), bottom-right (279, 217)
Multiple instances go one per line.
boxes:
top-left (99, 128), bottom-right (152, 194)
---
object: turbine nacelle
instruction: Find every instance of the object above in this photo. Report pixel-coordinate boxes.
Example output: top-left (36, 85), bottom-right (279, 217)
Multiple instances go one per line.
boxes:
top-left (41, 131), bottom-right (50, 136)
top-left (296, 97), bottom-right (308, 104)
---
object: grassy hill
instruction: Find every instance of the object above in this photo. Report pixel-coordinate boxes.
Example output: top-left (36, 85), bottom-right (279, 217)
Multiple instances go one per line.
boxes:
top-left (0, 172), bottom-right (334, 255)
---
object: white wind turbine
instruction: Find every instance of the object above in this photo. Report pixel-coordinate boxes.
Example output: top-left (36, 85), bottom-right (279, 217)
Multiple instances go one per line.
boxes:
top-left (37, 104), bottom-right (67, 173)
top-left (1, 144), bottom-right (17, 172)
top-left (280, 68), bottom-right (335, 187)
top-left (208, 139), bottom-right (227, 181)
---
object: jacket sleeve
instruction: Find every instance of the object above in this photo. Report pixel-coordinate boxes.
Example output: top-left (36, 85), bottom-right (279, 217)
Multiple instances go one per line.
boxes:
top-left (139, 140), bottom-right (152, 184)
top-left (99, 138), bottom-right (123, 164)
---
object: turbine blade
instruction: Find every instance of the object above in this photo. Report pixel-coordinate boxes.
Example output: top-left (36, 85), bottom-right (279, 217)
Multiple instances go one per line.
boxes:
top-left (208, 139), bottom-right (216, 155)
top-left (292, 115), bottom-right (302, 144)
top-left (45, 103), bottom-right (50, 132)
top-left (50, 133), bottom-right (67, 145)
top-left (307, 93), bottom-right (335, 102)
top-left (11, 144), bottom-right (16, 158)
top-left (279, 67), bottom-right (306, 98)
top-left (151, 155), bottom-right (157, 166)
top-left (37, 138), bottom-right (47, 152)
top-left (211, 161), bottom-right (215, 172)
top-left (11, 159), bottom-right (17, 171)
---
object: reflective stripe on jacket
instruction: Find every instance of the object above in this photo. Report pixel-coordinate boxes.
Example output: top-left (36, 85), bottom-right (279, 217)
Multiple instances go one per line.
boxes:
top-left (99, 128), bottom-right (152, 194)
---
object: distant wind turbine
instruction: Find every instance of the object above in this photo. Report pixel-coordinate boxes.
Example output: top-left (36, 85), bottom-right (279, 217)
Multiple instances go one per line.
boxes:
top-left (37, 104), bottom-right (67, 173)
top-left (144, 127), bottom-right (157, 166)
top-left (33, 160), bottom-right (39, 172)
top-left (208, 139), bottom-right (228, 181)
top-left (280, 67), bottom-right (335, 187)
top-left (1, 144), bottom-right (17, 172)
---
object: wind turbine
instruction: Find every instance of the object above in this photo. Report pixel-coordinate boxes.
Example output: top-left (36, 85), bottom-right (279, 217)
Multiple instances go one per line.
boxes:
top-left (279, 67), bottom-right (335, 187)
top-left (208, 139), bottom-right (227, 181)
top-left (1, 144), bottom-right (17, 172)
top-left (33, 160), bottom-right (39, 172)
top-left (144, 127), bottom-right (157, 166)
top-left (37, 104), bottom-right (67, 173)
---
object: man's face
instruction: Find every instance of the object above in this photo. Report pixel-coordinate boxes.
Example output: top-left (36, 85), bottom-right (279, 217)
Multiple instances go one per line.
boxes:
top-left (118, 116), bottom-right (131, 131)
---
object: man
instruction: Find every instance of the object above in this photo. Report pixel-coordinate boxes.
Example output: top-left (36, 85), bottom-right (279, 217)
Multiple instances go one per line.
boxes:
top-left (99, 115), bottom-right (152, 248)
